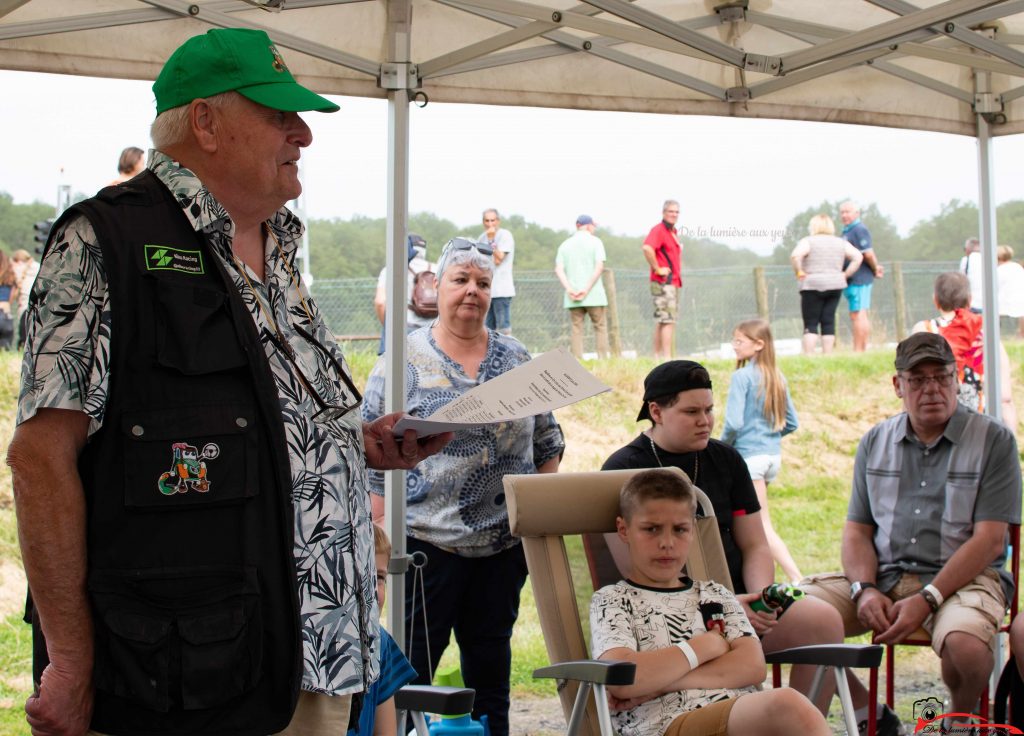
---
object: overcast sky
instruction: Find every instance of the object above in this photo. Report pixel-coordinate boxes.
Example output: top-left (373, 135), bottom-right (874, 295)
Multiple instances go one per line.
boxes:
top-left (4, 68), bottom-right (1024, 256)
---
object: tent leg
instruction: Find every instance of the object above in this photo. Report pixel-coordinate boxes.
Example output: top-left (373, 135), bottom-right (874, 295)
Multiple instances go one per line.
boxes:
top-left (383, 0), bottom-right (413, 651)
top-left (976, 106), bottom-right (1001, 421)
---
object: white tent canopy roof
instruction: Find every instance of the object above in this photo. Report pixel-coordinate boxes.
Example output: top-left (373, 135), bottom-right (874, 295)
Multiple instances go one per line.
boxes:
top-left (3, 0), bottom-right (1024, 136)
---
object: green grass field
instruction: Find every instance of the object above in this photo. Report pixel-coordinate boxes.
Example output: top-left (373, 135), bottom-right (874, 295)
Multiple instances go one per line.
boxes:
top-left (0, 342), bottom-right (1021, 732)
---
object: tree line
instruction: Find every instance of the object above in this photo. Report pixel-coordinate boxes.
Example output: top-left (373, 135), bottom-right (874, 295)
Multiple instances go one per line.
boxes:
top-left (4, 191), bottom-right (1024, 276)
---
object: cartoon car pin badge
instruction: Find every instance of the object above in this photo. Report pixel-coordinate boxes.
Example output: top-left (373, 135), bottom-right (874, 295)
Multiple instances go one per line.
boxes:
top-left (158, 442), bottom-right (220, 496)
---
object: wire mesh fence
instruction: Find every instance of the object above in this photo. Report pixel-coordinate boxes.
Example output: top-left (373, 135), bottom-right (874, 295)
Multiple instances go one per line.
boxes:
top-left (311, 262), bottom-right (960, 356)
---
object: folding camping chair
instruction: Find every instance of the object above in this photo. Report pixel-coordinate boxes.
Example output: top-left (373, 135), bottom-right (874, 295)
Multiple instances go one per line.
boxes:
top-left (505, 467), bottom-right (882, 736)
top-left (395, 685), bottom-right (476, 736)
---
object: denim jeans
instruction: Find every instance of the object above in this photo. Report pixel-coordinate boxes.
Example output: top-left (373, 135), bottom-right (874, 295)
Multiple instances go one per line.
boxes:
top-left (485, 297), bottom-right (512, 334)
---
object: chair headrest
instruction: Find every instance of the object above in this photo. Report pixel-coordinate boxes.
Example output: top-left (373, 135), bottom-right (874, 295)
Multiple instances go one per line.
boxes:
top-left (506, 468), bottom-right (714, 537)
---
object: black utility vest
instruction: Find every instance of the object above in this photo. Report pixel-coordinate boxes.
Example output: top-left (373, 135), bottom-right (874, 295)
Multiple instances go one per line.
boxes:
top-left (35, 172), bottom-right (302, 735)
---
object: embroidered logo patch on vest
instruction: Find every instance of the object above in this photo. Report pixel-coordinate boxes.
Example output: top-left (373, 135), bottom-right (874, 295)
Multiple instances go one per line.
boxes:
top-left (158, 442), bottom-right (220, 496)
top-left (144, 245), bottom-right (205, 275)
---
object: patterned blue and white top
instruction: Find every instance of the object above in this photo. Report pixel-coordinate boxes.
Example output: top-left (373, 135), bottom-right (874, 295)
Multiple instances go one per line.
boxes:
top-left (590, 578), bottom-right (757, 736)
top-left (362, 326), bottom-right (565, 556)
top-left (17, 150), bottom-right (379, 696)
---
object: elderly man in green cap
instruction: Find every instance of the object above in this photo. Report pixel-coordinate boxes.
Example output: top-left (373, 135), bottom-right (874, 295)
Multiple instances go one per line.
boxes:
top-left (8, 28), bottom-right (450, 736)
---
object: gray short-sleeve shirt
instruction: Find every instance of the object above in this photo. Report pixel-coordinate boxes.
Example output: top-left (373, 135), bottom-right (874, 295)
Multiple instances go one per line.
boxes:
top-left (848, 405), bottom-right (1021, 599)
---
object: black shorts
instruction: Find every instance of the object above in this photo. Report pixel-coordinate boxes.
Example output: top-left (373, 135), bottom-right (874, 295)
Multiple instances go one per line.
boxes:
top-left (800, 289), bottom-right (843, 335)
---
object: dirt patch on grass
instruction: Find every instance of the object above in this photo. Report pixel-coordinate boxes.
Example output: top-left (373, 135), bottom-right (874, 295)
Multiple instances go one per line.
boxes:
top-left (0, 562), bottom-right (25, 619)
top-left (554, 410), bottom-right (634, 473)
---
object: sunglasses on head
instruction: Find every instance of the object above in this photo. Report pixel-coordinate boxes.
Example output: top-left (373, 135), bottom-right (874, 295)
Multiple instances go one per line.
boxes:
top-left (443, 237), bottom-right (493, 257)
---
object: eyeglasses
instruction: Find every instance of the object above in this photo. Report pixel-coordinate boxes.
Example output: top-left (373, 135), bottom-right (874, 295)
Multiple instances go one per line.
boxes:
top-left (442, 237), bottom-right (493, 258)
top-left (268, 324), bottom-right (363, 423)
top-left (236, 225), bottom-right (363, 424)
top-left (900, 370), bottom-right (956, 391)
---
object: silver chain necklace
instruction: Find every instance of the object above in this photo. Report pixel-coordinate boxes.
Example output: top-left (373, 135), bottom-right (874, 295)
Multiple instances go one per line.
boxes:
top-left (647, 433), bottom-right (699, 485)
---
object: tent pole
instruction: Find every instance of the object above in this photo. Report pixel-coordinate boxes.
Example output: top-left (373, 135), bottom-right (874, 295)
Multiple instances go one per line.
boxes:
top-left (975, 112), bottom-right (1001, 421)
top-left (383, 0), bottom-right (413, 649)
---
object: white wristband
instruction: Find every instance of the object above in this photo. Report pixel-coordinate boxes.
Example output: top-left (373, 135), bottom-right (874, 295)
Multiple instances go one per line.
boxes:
top-left (923, 584), bottom-right (944, 608)
top-left (675, 640), bottom-right (700, 671)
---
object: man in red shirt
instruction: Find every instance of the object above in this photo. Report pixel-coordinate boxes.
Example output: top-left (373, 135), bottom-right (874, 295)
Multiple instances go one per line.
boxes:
top-left (642, 199), bottom-right (683, 359)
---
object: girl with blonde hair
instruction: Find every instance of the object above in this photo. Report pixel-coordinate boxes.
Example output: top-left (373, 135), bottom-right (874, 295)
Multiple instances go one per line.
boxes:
top-left (722, 319), bottom-right (801, 582)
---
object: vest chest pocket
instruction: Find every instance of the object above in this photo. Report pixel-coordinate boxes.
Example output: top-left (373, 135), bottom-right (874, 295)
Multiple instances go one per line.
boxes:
top-left (154, 279), bottom-right (248, 375)
top-left (120, 404), bottom-right (258, 509)
top-left (90, 566), bottom-right (263, 712)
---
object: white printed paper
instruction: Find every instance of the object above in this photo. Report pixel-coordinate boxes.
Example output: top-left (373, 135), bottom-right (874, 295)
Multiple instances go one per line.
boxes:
top-left (392, 347), bottom-right (609, 436)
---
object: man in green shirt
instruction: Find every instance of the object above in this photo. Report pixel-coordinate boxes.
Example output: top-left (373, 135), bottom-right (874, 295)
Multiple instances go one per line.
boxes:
top-left (555, 214), bottom-right (610, 358)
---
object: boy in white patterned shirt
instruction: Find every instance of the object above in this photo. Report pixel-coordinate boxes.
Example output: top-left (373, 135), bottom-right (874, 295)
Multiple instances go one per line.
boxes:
top-left (590, 469), bottom-right (829, 736)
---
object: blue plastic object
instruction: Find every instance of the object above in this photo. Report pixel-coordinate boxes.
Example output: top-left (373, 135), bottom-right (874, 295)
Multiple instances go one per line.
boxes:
top-left (427, 714), bottom-right (485, 735)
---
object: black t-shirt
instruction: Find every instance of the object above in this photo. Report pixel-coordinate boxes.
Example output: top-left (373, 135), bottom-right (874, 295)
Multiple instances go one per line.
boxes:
top-left (602, 434), bottom-right (761, 593)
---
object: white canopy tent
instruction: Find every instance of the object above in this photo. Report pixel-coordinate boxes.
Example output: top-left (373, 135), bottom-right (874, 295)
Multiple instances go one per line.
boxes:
top-left (4, 0), bottom-right (1024, 640)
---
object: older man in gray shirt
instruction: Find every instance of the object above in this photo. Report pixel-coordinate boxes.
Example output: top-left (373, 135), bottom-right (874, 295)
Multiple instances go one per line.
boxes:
top-left (804, 331), bottom-right (1021, 723)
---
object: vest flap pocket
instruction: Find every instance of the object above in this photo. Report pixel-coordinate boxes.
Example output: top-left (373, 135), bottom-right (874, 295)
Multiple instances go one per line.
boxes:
top-left (178, 607), bottom-right (246, 645)
top-left (121, 404), bottom-right (258, 509)
top-left (154, 279), bottom-right (248, 375)
top-left (106, 609), bottom-right (172, 643)
top-left (179, 605), bottom-right (263, 710)
top-left (91, 566), bottom-right (263, 713)
top-left (97, 608), bottom-right (173, 712)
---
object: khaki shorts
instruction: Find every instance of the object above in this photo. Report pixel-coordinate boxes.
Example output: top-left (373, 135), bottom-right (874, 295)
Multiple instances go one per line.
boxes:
top-left (663, 697), bottom-right (739, 736)
top-left (274, 691), bottom-right (352, 736)
top-left (800, 570), bottom-right (1006, 654)
top-left (651, 282), bottom-right (679, 323)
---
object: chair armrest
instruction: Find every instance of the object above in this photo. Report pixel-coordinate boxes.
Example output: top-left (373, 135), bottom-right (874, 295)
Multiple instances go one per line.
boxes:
top-left (393, 685), bottom-right (475, 716)
top-left (534, 660), bottom-right (636, 686)
top-left (764, 643), bottom-right (883, 669)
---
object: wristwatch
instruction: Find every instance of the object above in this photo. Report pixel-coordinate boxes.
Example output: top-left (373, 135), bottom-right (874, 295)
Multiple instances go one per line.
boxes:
top-left (850, 581), bottom-right (878, 602)
top-left (919, 587), bottom-right (941, 613)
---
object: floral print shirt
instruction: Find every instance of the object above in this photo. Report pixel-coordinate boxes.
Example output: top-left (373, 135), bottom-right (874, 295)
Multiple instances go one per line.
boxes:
top-left (17, 150), bottom-right (378, 696)
top-left (362, 326), bottom-right (565, 556)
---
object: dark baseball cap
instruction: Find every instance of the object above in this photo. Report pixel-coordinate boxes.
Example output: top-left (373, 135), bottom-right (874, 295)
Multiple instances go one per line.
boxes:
top-left (576, 215), bottom-right (595, 226)
top-left (153, 28), bottom-right (339, 114)
top-left (407, 233), bottom-right (426, 261)
top-left (636, 360), bottom-right (713, 422)
top-left (894, 332), bottom-right (956, 372)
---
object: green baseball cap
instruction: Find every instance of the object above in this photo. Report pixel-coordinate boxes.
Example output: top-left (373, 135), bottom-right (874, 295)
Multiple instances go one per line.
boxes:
top-left (153, 28), bottom-right (339, 114)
